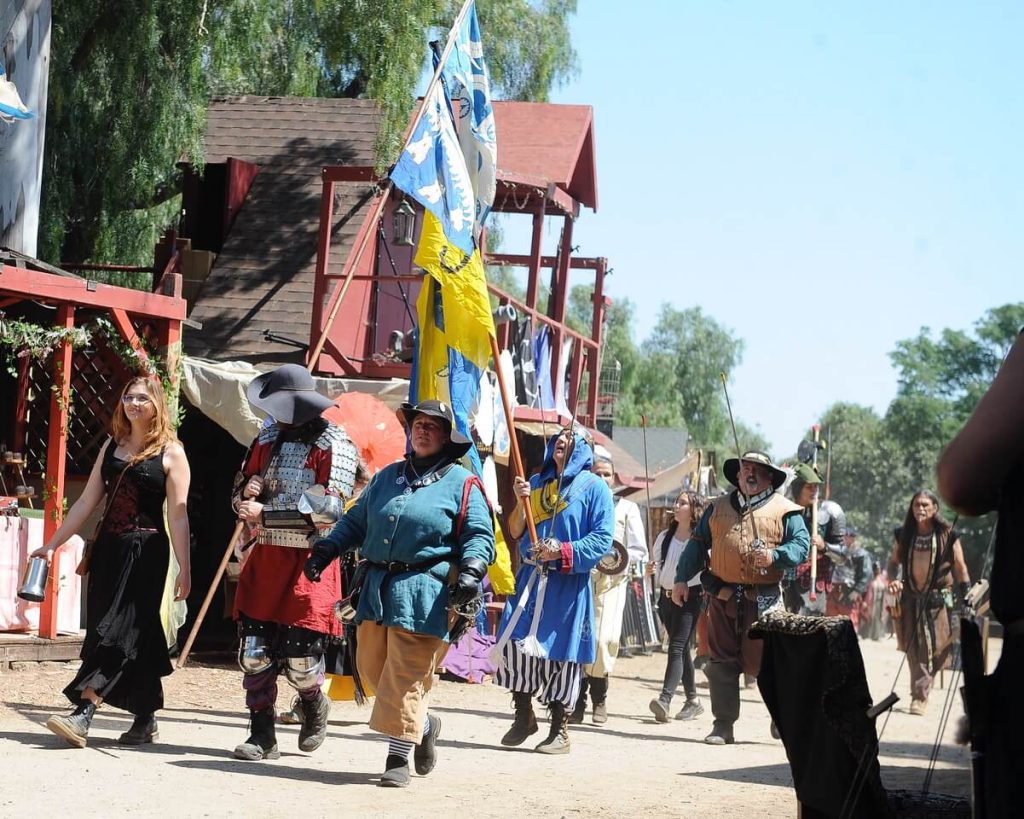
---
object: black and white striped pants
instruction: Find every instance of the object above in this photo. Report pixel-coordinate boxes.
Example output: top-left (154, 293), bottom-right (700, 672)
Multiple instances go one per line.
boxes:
top-left (494, 640), bottom-right (582, 709)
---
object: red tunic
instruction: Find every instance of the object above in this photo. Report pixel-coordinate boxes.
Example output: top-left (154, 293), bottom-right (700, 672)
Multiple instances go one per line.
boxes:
top-left (232, 433), bottom-right (343, 635)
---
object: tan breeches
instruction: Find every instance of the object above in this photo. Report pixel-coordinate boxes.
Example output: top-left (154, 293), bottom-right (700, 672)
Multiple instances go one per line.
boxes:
top-left (356, 621), bottom-right (446, 741)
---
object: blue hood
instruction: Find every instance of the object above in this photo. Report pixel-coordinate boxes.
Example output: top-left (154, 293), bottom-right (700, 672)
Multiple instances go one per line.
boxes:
top-left (536, 427), bottom-right (593, 485)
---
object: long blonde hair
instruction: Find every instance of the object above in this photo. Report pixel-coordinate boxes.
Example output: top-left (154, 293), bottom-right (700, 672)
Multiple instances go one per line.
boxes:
top-left (110, 375), bottom-right (178, 463)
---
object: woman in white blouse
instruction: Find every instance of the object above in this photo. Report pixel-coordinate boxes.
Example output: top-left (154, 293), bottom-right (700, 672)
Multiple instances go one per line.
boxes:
top-left (649, 490), bottom-right (707, 723)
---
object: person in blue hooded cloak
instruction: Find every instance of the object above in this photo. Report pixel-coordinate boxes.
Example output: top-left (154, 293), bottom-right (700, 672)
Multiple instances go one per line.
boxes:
top-left (492, 424), bottom-right (614, 754)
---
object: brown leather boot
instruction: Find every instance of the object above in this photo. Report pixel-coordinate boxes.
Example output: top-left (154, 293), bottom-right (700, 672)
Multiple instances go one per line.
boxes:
top-left (501, 691), bottom-right (539, 746)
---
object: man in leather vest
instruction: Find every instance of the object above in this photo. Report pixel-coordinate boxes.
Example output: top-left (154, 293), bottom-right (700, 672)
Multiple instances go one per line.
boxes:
top-left (672, 451), bottom-right (809, 745)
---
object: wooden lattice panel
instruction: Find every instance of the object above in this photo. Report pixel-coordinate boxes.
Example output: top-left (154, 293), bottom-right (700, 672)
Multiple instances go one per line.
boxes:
top-left (23, 338), bottom-right (139, 478)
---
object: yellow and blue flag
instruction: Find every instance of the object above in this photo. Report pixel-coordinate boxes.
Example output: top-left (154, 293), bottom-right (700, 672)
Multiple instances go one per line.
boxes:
top-left (390, 1), bottom-right (495, 254)
top-left (410, 212), bottom-right (494, 451)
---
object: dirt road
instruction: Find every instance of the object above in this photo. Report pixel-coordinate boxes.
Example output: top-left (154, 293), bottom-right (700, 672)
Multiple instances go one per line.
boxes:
top-left (0, 636), bottom-right (975, 818)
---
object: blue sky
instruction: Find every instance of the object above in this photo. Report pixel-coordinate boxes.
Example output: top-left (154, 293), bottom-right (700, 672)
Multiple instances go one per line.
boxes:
top-left (492, 1), bottom-right (1022, 455)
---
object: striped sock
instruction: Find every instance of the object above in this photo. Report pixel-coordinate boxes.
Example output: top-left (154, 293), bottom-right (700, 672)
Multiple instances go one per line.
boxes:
top-left (387, 737), bottom-right (415, 760)
top-left (422, 714), bottom-right (432, 738)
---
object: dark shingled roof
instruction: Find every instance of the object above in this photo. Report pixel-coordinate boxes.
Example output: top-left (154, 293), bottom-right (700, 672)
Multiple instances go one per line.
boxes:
top-left (184, 96), bottom-right (381, 363)
top-left (611, 426), bottom-right (689, 475)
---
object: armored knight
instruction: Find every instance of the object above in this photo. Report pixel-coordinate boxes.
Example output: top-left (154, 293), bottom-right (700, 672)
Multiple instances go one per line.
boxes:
top-left (230, 364), bottom-right (359, 761)
top-left (785, 464), bottom-right (847, 616)
top-left (672, 451), bottom-right (809, 745)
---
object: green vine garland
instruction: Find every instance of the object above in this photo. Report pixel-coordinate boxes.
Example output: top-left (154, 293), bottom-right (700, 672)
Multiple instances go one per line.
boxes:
top-left (0, 312), bottom-right (183, 423)
top-left (0, 314), bottom-right (90, 377)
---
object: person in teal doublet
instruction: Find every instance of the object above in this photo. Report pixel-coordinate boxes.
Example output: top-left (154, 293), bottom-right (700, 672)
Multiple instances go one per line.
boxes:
top-left (306, 400), bottom-right (494, 787)
top-left (493, 425), bottom-right (614, 755)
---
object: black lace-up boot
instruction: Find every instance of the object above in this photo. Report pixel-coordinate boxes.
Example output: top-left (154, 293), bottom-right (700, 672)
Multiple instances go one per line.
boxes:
top-left (45, 701), bottom-right (97, 749)
top-left (233, 707), bottom-right (281, 760)
top-left (535, 701), bottom-right (570, 754)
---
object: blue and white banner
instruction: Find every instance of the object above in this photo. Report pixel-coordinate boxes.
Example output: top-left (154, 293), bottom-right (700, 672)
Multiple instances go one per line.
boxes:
top-left (441, 2), bottom-right (497, 240)
top-left (390, 80), bottom-right (476, 256)
top-left (0, 67), bottom-right (34, 123)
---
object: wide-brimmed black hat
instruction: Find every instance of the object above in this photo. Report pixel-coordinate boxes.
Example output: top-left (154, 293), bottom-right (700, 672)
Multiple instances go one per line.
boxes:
top-left (723, 450), bottom-right (787, 491)
top-left (397, 399), bottom-right (473, 458)
top-left (246, 364), bottom-right (334, 426)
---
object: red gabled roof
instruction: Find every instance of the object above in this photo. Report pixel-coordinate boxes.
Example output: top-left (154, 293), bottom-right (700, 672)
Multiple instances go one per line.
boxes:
top-left (492, 101), bottom-right (598, 212)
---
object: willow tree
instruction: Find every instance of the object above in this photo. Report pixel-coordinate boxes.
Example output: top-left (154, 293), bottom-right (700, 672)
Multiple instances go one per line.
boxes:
top-left (40, 0), bottom-right (577, 269)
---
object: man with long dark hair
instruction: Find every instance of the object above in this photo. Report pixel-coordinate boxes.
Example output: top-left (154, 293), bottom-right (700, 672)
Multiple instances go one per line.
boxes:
top-left (885, 490), bottom-right (970, 715)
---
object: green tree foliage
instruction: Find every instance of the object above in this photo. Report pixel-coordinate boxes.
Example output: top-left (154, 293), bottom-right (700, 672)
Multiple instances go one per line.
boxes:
top-left (40, 0), bottom-right (578, 267)
top-left (630, 305), bottom-right (744, 444)
top-left (42, 1), bottom-right (207, 268)
top-left (477, 0), bottom-right (578, 99)
top-left (814, 303), bottom-right (1024, 574)
top-left (565, 287), bottom-right (754, 451)
top-left (816, 402), bottom-right (906, 560)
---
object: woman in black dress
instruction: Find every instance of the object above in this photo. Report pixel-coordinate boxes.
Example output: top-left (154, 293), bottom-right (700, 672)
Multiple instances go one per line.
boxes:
top-left (32, 374), bottom-right (191, 747)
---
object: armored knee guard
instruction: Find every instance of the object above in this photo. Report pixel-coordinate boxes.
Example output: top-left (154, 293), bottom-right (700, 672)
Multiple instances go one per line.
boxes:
top-left (238, 635), bottom-right (274, 675)
top-left (283, 655), bottom-right (325, 691)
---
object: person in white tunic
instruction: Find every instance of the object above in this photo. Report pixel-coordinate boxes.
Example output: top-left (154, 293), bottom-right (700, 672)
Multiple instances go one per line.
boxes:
top-left (569, 445), bottom-right (647, 724)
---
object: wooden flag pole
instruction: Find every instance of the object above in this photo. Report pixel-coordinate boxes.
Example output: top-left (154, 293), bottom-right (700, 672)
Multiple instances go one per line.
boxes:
top-left (307, 0), bottom-right (477, 367)
top-left (490, 335), bottom-right (539, 545)
top-left (307, 191), bottom-right (389, 366)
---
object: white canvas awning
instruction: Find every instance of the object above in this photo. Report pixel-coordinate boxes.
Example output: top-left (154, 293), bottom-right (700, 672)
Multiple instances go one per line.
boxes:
top-left (622, 451), bottom-right (701, 506)
top-left (181, 356), bottom-right (409, 445)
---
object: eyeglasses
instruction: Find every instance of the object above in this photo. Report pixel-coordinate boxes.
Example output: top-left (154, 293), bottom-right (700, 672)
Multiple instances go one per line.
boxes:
top-left (122, 394), bottom-right (152, 405)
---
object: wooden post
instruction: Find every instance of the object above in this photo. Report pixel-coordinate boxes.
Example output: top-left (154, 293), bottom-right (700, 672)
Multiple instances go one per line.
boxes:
top-left (588, 258), bottom-right (608, 425)
top-left (490, 336), bottom-right (539, 546)
top-left (39, 303), bottom-right (75, 639)
top-left (526, 209), bottom-right (543, 309)
top-left (176, 522), bottom-right (244, 668)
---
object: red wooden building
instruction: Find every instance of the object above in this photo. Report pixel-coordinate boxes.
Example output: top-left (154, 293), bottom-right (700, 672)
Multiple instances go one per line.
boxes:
top-left (181, 96), bottom-right (610, 430)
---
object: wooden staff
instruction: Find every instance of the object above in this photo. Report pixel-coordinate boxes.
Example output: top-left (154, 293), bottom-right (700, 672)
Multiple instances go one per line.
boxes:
top-left (824, 424), bottom-right (833, 500)
top-left (490, 335), bottom-right (539, 546)
top-left (641, 414), bottom-right (654, 551)
top-left (809, 424), bottom-right (821, 603)
top-left (176, 521), bottom-right (244, 668)
top-left (720, 373), bottom-right (763, 576)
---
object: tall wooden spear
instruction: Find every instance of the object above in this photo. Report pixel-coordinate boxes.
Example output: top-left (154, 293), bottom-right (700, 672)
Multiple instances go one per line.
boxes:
top-left (808, 424), bottom-right (822, 603)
